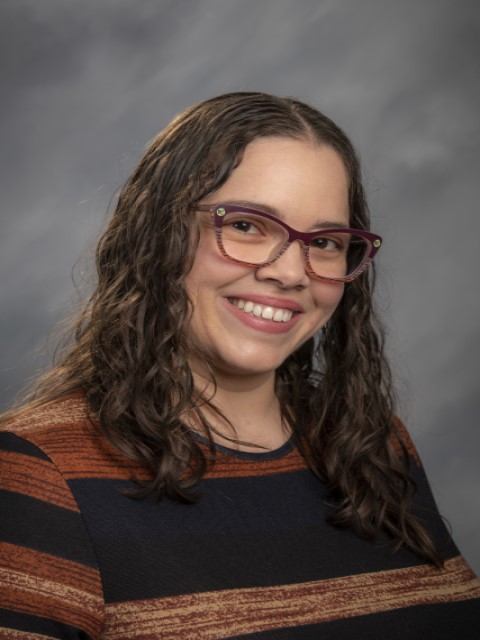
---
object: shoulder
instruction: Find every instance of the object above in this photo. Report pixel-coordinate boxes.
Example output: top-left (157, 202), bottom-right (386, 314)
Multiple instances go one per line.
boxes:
top-left (1, 392), bottom-right (142, 481)
top-left (2, 393), bottom-right (97, 466)
top-left (2, 391), bottom-right (93, 437)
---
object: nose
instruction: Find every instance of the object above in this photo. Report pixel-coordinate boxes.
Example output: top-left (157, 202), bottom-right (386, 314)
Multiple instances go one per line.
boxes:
top-left (255, 241), bottom-right (310, 289)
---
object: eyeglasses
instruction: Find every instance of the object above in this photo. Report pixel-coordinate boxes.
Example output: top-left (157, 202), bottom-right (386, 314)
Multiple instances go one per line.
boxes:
top-left (197, 204), bottom-right (382, 283)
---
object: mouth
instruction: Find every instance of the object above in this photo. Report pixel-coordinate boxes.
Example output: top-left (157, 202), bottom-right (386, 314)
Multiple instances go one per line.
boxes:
top-left (228, 297), bottom-right (296, 323)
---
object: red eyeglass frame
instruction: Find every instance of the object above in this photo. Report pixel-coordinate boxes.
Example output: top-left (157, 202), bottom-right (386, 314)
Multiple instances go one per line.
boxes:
top-left (196, 203), bottom-right (382, 284)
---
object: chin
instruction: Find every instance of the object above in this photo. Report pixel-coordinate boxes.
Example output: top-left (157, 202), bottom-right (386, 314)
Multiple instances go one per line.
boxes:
top-left (223, 355), bottom-right (289, 377)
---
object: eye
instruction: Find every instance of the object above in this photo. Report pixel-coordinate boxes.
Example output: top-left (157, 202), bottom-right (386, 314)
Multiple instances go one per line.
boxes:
top-left (230, 219), bottom-right (262, 234)
top-left (310, 235), bottom-right (346, 251)
top-left (223, 214), bottom-right (271, 237)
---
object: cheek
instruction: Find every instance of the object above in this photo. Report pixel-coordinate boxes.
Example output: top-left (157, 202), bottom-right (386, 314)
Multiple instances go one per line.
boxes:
top-left (300, 283), bottom-right (344, 339)
top-left (184, 236), bottom-right (217, 301)
top-left (185, 230), bottom-right (254, 300)
top-left (312, 282), bottom-right (345, 311)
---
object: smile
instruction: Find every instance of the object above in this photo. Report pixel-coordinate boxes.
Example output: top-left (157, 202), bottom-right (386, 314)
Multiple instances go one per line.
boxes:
top-left (229, 298), bottom-right (294, 322)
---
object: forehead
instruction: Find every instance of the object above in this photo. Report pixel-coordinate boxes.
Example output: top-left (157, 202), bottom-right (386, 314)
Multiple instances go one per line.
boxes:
top-left (207, 136), bottom-right (350, 227)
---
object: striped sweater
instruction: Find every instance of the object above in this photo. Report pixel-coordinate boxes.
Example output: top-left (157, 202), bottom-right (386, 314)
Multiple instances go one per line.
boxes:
top-left (1, 395), bottom-right (479, 639)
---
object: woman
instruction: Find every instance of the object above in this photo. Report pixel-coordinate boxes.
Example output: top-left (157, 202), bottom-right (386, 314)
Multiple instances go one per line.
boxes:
top-left (1, 92), bottom-right (479, 639)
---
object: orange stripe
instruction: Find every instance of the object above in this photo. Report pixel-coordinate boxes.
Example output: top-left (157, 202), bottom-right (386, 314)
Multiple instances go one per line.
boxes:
top-left (391, 417), bottom-right (421, 465)
top-left (103, 556), bottom-right (480, 639)
top-left (0, 450), bottom-right (79, 511)
top-left (205, 446), bottom-right (306, 479)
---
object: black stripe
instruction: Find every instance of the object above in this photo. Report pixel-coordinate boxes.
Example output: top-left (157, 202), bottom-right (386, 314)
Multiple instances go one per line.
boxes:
top-left (0, 490), bottom-right (98, 568)
top-left (68, 472), bottom-right (457, 601)
top-left (71, 470), bottom-right (330, 538)
top-left (73, 468), bottom-right (451, 539)
top-left (0, 431), bottom-right (50, 460)
top-left (96, 525), bottom-right (442, 601)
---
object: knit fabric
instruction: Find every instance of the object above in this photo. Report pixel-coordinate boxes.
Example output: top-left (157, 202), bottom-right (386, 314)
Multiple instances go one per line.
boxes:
top-left (1, 395), bottom-right (479, 639)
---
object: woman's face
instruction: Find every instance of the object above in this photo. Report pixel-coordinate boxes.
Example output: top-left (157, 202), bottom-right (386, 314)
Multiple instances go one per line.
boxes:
top-left (185, 136), bottom-right (350, 382)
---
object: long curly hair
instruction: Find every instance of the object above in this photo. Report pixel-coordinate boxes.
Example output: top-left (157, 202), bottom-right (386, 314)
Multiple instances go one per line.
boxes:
top-left (3, 92), bottom-right (443, 565)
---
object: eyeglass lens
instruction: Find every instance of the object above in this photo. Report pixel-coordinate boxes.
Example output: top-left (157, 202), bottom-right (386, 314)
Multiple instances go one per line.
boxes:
top-left (219, 210), bottom-right (370, 279)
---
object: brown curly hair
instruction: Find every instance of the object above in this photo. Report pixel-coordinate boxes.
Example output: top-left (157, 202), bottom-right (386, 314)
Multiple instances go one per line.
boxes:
top-left (3, 92), bottom-right (443, 566)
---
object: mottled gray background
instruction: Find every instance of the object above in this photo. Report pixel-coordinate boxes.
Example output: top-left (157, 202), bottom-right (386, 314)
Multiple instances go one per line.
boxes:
top-left (1, 0), bottom-right (479, 571)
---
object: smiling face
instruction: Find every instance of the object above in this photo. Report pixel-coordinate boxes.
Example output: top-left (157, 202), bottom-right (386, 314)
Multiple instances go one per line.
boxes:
top-left (185, 136), bottom-right (350, 383)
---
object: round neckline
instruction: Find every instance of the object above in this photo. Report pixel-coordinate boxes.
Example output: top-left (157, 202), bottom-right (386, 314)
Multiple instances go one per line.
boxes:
top-left (190, 430), bottom-right (296, 460)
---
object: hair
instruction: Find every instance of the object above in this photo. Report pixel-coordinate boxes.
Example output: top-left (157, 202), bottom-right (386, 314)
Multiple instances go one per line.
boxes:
top-left (2, 91), bottom-right (443, 565)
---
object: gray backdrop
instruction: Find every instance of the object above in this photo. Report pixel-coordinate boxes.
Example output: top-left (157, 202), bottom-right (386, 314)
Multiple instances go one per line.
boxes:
top-left (1, 0), bottom-right (479, 572)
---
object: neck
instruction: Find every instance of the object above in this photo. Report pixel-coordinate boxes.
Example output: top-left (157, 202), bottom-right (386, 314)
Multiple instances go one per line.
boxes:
top-left (188, 367), bottom-right (291, 451)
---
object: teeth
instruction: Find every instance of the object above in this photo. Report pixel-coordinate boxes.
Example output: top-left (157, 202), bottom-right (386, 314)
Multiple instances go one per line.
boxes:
top-left (230, 298), bottom-right (294, 323)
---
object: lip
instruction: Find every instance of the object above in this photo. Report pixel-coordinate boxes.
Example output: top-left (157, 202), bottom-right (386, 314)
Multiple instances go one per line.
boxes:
top-left (223, 295), bottom-right (303, 334)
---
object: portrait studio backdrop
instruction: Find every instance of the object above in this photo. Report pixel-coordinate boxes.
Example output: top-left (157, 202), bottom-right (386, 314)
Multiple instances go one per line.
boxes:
top-left (1, 0), bottom-right (479, 572)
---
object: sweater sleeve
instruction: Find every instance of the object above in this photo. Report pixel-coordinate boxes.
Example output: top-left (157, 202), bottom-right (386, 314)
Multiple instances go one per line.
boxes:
top-left (0, 430), bottom-right (105, 639)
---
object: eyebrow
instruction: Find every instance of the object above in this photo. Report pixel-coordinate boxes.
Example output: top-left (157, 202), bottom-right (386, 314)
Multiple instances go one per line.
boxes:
top-left (219, 199), bottom-right (350, 230)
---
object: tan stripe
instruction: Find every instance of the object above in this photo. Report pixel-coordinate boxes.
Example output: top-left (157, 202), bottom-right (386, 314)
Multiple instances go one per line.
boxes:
top-left (0, 566), bottom-right (104, 638)
top-left (0, 567), bottom-right (102, 610)
top-left (6, 396), bottom-right (90, 432)
top-left (103, 556), bottom-right (480, 639)
top-left (1, 543), bottom-right (101, 593)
